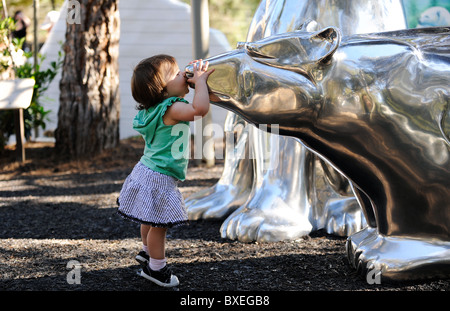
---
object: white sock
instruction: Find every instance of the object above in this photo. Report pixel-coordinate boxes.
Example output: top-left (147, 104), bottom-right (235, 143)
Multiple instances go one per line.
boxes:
top-left (142, 244), bottom-right (149, 255)
top-left (149, 258), bottom-right (167, 271)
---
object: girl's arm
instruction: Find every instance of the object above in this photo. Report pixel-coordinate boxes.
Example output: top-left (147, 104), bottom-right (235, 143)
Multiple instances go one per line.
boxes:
top-left (165, 60), bottom-right (215, 124)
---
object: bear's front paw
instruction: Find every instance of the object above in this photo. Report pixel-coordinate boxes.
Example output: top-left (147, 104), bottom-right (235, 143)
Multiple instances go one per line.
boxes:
top-left (346, 227), bottom-right (450, 281)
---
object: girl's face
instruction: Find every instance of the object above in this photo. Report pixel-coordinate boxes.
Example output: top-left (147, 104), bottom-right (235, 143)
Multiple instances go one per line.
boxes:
top-left (165, 65), bottom-right (189, 98)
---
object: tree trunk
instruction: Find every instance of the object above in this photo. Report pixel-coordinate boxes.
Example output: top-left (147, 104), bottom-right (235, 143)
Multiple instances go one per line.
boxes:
top-left (55, 0), bottom-right (120, 159)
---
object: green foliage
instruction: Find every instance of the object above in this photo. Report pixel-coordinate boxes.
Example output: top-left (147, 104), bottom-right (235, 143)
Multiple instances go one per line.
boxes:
top-left (182, 0), bottom-right (261, 48)
top-left (0, 16), bottom-right (18, 151)
top-left (0, 15), bottom-right (63, 152)
top-left (208, 0), bottom-right (261, 47)
top-left (0, 17), bottom-right (16, 78)
top-left (15, 50), bottom-right (63, 134)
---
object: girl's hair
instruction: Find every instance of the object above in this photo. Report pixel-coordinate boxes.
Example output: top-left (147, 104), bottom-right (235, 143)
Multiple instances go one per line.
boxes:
top-left (131, 54), bottom-right (178, 110)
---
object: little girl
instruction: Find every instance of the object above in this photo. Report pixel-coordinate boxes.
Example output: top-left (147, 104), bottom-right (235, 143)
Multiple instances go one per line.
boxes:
top-left (117, 54), bottom-right (214, 287)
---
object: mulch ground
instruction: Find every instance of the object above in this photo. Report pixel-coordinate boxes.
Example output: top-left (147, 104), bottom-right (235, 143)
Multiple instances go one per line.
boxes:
top-left (0, 138), bottom-right (449, 295)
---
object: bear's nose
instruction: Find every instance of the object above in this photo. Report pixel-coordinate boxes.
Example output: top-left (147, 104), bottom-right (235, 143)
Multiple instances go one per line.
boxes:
top-left (185, 64), bottom-right (194, 79)
top-left (184, 65), bottom-right (195, 88)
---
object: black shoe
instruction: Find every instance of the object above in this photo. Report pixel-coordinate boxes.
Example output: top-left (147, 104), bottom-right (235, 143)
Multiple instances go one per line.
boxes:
top-left (135, 251), bottom-right (149, 266)
top-left (139, 264), bottom-right (179, 287)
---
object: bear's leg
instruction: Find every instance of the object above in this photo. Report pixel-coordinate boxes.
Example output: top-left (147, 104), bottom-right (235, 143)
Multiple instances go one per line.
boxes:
top-left (346, 227), bottom-right (450, 281)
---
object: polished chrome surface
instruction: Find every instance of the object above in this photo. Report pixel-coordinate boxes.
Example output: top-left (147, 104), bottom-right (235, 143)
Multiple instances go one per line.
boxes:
top-left (346, 227), bottom-right (450, 281)
top-left (186, 112), bottom-right (253, 220)
top-left (187, 25), bottom-right (450, 280)
top-left (186, 0), bottom-right (406, 242)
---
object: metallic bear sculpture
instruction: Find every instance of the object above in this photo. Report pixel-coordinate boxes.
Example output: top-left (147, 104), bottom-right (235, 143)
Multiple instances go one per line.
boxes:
top-left (186, 0), bottom-right (409, 242)
top-left (187, 26), bottom-right (450, 281)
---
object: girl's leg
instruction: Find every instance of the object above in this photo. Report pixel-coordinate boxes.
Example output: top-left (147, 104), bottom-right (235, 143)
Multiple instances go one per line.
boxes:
top-left (140, 224), bottom-right (151, 253)
top-left (147, 227), bottom-right (168, 270)
top-left (140, 226), bottom-right (178, 287)
top-left (136, 224), bottom-right (151, 265)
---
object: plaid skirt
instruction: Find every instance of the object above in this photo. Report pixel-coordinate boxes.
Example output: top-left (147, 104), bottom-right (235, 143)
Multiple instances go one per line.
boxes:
top-left (117, 162), bottom-right (188, 228)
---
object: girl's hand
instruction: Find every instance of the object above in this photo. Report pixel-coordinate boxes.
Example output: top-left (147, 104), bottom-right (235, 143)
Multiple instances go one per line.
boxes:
top-left (165, 59), bottom-right (214, 123)
top-left (186, 59), bottom-right (215, 85)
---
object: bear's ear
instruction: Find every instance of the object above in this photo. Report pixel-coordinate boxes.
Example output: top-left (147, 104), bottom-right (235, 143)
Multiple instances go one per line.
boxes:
top-left (245, 26), bottom-right (341, 76)
top-left (313, 27), bottom-right (341, 64)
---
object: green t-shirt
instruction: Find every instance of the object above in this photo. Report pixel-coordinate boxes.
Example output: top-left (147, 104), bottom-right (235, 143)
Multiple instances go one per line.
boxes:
top-left (133, 97), bottom-right (190, 181)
